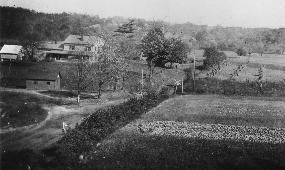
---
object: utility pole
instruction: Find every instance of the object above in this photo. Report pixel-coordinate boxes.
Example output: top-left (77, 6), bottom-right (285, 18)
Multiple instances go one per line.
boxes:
top-left (141, 69), bottom-right (144, 95)
top-left (192, 51), bottom-right (196, 92)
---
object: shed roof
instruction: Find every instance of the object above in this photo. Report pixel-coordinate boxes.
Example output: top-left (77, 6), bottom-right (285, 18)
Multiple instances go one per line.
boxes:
top-left (0, 45), bottom-right (23, 54)
top-left (25, 71), bottom-right (61, 81)
top-left (63, 34), bottom-right (104, 46)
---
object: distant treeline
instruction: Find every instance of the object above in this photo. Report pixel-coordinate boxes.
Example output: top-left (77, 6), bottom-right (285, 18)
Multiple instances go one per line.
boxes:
top-left (1, 6), bottom-right (285, 54)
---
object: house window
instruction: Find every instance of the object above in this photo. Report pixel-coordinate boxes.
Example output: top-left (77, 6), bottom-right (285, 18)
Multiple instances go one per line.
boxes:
top-left (34, 81), bottom-right (38, 84)
top-left (86, 47), bottom-right (91, 51)
top-left (70, 45), bottom-right (75, 50)
top-left (47, 82), bottom-right (50, 85)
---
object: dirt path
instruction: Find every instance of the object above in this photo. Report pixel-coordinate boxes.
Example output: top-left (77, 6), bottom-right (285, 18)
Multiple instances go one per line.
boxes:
top-left (0, 96), bottom-right (125, 151)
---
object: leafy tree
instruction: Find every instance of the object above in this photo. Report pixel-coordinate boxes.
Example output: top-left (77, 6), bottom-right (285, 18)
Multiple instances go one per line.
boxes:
top-left (203, 47), bottom-right (226, 69)
top-left (165, 37), bottom-right (189, 67)
top-left (195, 30), bottom-right (217, 48)
top-left (95, 31), bottom-right (130, 97)
top-left (141, 25), bottom-right (167, 76)
top-left (66, 57), bottom-right (96, 103)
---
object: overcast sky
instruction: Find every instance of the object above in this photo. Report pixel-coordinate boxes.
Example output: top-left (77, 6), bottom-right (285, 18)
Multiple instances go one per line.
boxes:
top-left (1, 0), bottom-right (285, 28)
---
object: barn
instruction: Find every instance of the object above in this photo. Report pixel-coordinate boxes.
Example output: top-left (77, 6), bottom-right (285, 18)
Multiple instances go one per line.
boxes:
top-left (25, 72), bottom-right (61, 90)
top-left (0, 45), bottom-right (24, 61)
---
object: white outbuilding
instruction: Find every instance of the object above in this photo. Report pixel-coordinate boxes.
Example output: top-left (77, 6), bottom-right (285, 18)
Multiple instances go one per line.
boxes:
top-left (0, 45), bottom-right (24, 61)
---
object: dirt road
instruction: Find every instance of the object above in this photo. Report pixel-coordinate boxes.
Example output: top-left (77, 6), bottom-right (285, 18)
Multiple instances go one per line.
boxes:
top-left (0, 90), bottom-right (126, 151)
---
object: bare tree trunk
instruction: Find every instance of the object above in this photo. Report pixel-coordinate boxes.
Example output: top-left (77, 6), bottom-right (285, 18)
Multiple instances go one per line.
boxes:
top-left (122, 76), bottom-right (125, 92)
top-left (98, 82), bottom-right (103, 98)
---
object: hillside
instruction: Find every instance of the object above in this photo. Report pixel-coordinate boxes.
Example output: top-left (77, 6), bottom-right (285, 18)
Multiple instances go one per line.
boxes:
top-left (1, 6), bottom-right (285, 54)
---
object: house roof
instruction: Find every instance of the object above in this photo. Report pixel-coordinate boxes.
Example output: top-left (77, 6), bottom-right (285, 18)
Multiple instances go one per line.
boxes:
top-left (63, 34), bottom-right (104, 46)
top-left (25, 71), bottom-right (61, 81)
top-left (0, 45), bottom-right (23, 54)
top-left (38, 41), bottom-right (64, 50)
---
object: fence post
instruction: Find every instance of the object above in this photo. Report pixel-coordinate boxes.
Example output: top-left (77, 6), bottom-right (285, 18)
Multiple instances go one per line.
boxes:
top-left (181, 77), bottom-right (184, 94)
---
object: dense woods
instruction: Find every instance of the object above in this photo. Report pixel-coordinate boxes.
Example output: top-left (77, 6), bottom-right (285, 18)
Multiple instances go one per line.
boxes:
top-left (1, 6), bottom-right (285, 55)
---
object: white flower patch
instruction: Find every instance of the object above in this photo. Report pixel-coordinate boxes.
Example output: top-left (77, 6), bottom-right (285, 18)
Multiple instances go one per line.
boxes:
top-left (140, 121), bottom-right (285, 144)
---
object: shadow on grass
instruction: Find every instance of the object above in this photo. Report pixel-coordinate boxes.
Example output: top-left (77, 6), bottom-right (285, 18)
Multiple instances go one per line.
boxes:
top-left (2, 135), bottom-right (285, 170)
top-left (81, 135), bottom-right (285, 170)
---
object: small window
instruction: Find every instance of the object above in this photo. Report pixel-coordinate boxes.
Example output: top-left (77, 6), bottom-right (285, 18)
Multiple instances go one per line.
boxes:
top-left (34, 81), bottom-right (38, 84)
top-left (70, 45), bottom-right (75, 50)
top-left (47, 82), bottom-right (50, 85)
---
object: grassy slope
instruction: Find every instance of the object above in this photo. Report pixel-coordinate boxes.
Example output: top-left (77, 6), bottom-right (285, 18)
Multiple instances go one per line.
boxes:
top-left (231, 54), bottom-right (285, 67)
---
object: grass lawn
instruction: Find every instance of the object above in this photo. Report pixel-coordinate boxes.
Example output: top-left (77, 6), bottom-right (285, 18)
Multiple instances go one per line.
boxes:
top-left (198, 61), bottom-right (285, 82)
top-left (82, 95), bottom-right (285, 169)
top-left (0, 91), bottom-right (73, 128)
top-left (230, 54), bottom-right (285, 68)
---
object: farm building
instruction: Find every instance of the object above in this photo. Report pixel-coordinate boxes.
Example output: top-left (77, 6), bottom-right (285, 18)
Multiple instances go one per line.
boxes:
top-left (0, 62), bottom-right (65, 89)
top-left (38, 34), bottom-right (104, 62)
top-left (0, 45), bottom-right (24, 61)
top-left (25, 72), bottom-right (61, 90)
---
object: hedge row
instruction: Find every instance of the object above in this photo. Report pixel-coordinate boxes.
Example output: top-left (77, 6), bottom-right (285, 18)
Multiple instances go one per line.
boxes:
top-left (48, 90), bottom-right (170, 168)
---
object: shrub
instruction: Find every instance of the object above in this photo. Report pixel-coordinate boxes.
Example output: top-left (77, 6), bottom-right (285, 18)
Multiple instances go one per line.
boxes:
top-left (203, 47), bottom-right (226, 69)
top-left (236, 48), bottom-right (247, 56)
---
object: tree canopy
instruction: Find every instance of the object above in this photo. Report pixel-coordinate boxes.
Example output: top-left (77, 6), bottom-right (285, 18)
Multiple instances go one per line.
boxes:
top-left (141, 26), bottom-right (189, 68)
top-left (203, 47), bottom-right (226, 69)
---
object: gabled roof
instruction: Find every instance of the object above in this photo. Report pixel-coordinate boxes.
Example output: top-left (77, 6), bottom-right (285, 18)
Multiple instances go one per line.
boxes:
top-left (0, 45), bottom-right (23, 54)
top-left (63, 34), bottom-right (104, 46)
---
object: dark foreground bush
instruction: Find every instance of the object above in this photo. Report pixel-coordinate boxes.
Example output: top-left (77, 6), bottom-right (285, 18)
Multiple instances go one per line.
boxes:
top-left (2, 90), bottom-right (169, 170)
top-left (39, 90), bottom-right (169, 169)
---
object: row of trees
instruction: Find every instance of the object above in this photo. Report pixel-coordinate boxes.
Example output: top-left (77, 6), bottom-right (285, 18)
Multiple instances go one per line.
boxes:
top-left (192, 27), bottom-right (285, 55)
top-left (67, 21), bottom-right (192, 102)
top-left (67, 31), bottom-right (130, 103)
top-left (2, 6), bottom-right (285, 59)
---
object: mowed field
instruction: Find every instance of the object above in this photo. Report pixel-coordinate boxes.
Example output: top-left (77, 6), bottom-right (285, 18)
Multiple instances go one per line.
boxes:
top-left (231, 54), bottom-right (285, 67)
top-left (78, 95), bottom-right (285, 169)
top-left (200, 61), bottom-right (285, 82)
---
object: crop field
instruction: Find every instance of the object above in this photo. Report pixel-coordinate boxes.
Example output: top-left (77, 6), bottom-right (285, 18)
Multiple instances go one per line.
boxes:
top-left (85, 95), bottom-right (285, 169)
